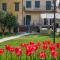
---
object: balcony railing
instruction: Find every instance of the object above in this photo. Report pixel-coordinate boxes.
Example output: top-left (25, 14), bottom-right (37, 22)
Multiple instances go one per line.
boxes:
top-left (24, 6), bottom-right (54, 12)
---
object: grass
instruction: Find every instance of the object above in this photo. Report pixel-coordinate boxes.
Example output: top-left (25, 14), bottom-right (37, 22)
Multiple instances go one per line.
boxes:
top-left (0, 34), bottom-right (60, 60)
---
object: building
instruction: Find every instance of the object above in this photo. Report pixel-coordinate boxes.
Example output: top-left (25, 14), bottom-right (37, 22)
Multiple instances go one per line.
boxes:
top-left (0, 0), bottom-right (60, 32)
top-left (0, 0), bottom-right (23, 32)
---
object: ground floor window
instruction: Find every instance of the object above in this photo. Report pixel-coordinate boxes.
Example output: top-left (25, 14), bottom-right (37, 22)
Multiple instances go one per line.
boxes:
top-left (50, 19), bottom-right (53, 25)
top-left (56, 23), bottom-right (59, 28)
top-left (44, 19), bottom-right (48, 25)
top-left (43, 19), bottom-right (54, 25)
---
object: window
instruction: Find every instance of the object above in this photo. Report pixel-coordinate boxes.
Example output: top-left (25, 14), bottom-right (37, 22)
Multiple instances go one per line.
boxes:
top-left (50, 19), bottom-right (53, 25)
top-left (26, 15), bottom-right (31, 26)
top-left (26, 1), bottom-right (31, 8)
top-left (44, 19), bottom-right (48, 25)
top-left (56, 23), bottom-right (59, 28)
top-left (2, 3), bottom-right (7, 11)
top-left (50, 19), bottom-right (52, 25)
top-left (15, 2), bottom-right (19, 11)
top-left (46, 1), bottom-right (51, 10)
top-left (35, 1), bottom-right (40, 8)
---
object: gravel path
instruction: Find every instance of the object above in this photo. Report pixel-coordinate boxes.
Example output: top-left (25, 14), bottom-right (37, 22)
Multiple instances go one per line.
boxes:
top-left (0, 33), bottom-right (30, 43)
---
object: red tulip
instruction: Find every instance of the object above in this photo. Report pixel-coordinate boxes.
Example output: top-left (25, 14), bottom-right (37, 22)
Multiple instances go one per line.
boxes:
top-left (43, 41), bottom-right (48, 45)
top-left (25, 44), bottom-right (30, 48)
top-left (50, 44), bottom-right (56, 51)
top-left (37, 41), bottom-right (41, 47)
top-left (26, 45), bottom-right (34, 56)
top-left (31, 44), bottom-right (38, 51)
top-left (56, 43), bottom-right (60, 48)
top-left (21, 43), bottom-right (30, 48)
top-left (15, 46), bottom-right (22, 56)
top-left (0, 48), bottom-right (4, 55)
top-left (43, 40), bottom-right (51, 45)
top-left (51, 50), bottom-right (58, 58)
top-left (29, 41), bottom-right (34, 45)
top-left (42, 44), bottom-right (48, 49)
top-left (39, 51), bottom-right (46, 59)
top-left (26, 45), bottom-right (32, 52)
top-left (26, 49), bottom-right (32, 56)
top-left (21, 43), bottom-right (26, 47)
top-left (46, 40), bottom-right (51, 44)
top-left (5, 44), bottom-right (11, 50)
top-left (27, 44), bottom-right (38, 52)
top-left (8, 46), bottom-right (14, 52)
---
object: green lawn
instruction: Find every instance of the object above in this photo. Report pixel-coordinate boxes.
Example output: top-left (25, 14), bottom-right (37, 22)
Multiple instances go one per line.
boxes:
top-left (0, 34), bottom-right (60, 47)
top-left (0, 34), bottom-right (60, 60)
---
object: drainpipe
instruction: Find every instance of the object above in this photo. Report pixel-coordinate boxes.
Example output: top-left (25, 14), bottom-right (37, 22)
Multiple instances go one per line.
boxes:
top-left (22, 0), bottom-right (23, 26)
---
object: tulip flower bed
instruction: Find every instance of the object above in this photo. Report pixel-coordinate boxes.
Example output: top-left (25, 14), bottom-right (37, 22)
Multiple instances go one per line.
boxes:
top-left (0, 40), bottom-right (60, 60)
top-left (0, 35), bottom-right (60, 60)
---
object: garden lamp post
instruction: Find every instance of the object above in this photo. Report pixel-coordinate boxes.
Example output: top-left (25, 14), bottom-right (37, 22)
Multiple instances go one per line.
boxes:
top-left (53, 0), bottom-right (59, 43)
top-left (53, 0), bottom-right (56, 43)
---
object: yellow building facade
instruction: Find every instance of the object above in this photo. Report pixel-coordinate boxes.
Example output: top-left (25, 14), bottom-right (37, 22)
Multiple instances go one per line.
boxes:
top-left (0, 0), bottom-right (23, 32)
top-left (0, 0), bottom-right (23, 25)
top-left (0, 0), bottom-right (60, 32)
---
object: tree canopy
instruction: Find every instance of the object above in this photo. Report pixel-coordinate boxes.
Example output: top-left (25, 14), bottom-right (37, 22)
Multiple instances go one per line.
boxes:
top-left (0, 11), bottom-right (18, 33)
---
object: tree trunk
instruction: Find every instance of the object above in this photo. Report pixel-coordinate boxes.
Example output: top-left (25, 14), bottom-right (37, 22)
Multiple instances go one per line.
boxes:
top-left (1, 27), bottom-right (5, 35)
top-left (0, 24), bottom-right (5, 35)
top-left (9, 27), bottom-right (11, 33)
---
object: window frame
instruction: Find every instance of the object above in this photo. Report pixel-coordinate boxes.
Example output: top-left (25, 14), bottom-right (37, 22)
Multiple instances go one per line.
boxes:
top-left (35, 1), bottom-right (40, 8)
top-left (44, 19), bottom-right (48, 25)
top-left (2, 3), bottom-right (7, 11)
top-left (15, 2), bottom-right (19, 11)
top-left (26, 1), bottom-right (31, 8)
top-left (46, 1), bottom-right (51, 10)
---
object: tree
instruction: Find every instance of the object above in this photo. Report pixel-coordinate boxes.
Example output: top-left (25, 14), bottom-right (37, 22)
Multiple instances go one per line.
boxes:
top-left (0, 11), bottom-right (7, 33)
top-left (0, 11), bottom-right (18, 34)
top-left (5, 13), bottom-right (18, 33)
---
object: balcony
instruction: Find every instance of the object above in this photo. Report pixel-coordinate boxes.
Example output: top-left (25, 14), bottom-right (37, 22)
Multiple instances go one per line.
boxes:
top-left (24, 6), bottom-right (54, 13)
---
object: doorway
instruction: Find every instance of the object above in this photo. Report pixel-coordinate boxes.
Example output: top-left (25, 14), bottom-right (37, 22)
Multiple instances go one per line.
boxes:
top-left (25, 15), bottom-right (31, 32)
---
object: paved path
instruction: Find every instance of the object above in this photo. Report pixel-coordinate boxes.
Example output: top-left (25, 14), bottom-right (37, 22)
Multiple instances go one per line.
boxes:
top-left (0, 33), bottom-right (30, 43)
